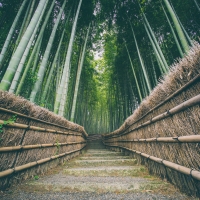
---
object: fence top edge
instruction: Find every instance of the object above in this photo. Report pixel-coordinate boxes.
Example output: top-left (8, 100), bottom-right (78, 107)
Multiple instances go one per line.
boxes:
top-left (103, 93), bottom-right (200, 138)
top-left (0, 107), bottom-right (88, 138)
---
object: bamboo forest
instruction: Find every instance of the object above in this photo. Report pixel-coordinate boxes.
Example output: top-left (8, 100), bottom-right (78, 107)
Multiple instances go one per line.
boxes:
top-left (1, 0), bottom-right (200, 198)
top-left (0, 0), bottom-right (200, 134)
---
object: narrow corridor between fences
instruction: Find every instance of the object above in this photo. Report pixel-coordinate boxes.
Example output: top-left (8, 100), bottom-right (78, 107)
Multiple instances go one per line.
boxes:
top-left (1, 136), bottom-right (190, 199)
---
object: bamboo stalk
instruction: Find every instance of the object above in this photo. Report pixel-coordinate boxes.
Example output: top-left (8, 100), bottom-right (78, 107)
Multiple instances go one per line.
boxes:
top-left (104, 143), bottom-right (200, 181)
top-left (0, 107), bottom-right (88, 137)
top-left (0, 169), bottom-right (14, 178)
top-left (104, 94), bottom-right (200, 138)
top-left (0, 146), bottom-right (86, 178)
top-left (37, 158), bottom-right (51, 165)
top-left (146, 138), bottom-right (157, 142)
top-left (140, 152), bottom-right (149, 158)
top-left (23, 144), bottom-right (42, 149)
top-left (104, 135), bottom-right (200, 143)
top-left (162, 160), bottom-right (191, 175)
top-left (0, 142), bottom-right (87, 152)
top-left (0, 120), bottom-right (83, 137)
top-left (191, 170), bottom-right (200, 181)
top-left (15, 162), bottom-right (37, 172)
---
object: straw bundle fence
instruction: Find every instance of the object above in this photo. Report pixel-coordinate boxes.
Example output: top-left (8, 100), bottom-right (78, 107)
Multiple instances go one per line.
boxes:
top-left (0, 92), bottom-right (88, 190)
top-left (102, 43), bottom-right (200, 197)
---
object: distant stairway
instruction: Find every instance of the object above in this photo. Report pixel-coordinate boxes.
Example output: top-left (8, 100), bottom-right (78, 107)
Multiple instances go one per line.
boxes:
top-left (87, 134), bottom-right (104, 149)
top-left (87, 134), bottom-right (102, 141)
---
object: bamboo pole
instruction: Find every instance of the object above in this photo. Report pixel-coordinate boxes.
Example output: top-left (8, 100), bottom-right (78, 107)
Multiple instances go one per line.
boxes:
top-left (104, 135), bottom-right (200, 143)
top-left (103, 143), bottom-right (200, 181)
top-left (0, 146), bottom-right (86, 178)
top-left (104, 94), bottom-right (200, 138)
top-left (0, 107), bottom-right (88, 137)
top-left (0, 142), bottom-right (86, 152)
top-left (0, 119), bottom-right (83, 137)
top-left (14, 162), bottom-right (37, 172)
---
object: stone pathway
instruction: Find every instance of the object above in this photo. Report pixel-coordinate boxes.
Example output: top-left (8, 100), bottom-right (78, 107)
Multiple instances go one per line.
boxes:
top-left (0, 138), bottom-right (192, 199)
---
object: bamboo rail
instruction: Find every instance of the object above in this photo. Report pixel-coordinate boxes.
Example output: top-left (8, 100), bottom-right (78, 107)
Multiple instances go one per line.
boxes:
top-left (104, 135), bottom-right (200, 143)
top-left (104, 143), bottom-right (200, 181)
top-left (121, 74), bottom-right (200, 134)
top-left (105, 94), bottom-right (200, 138)
top-left (0, 119), bottom-right (83, 137)
top-left (0, 107), bottom-right (86, 136)
top-left (0, 141), bottom-right (86, 152)
top-left (0, 146), bottom-right (86, 178)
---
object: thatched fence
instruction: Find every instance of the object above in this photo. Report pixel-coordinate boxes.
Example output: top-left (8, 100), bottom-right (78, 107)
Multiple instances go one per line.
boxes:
top-left (102, 43), bottom-right (200, 197)
top-left (0, 92), bottom-right (88, 190)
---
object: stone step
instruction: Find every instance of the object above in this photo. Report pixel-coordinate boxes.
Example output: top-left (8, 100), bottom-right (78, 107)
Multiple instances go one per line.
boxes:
top-left (86, 149), bottom-right (113, 152)
top-left (7, 148), bottom-right (187, 199)
top-left (86, 142), bottom-right (105, 149)
top-left (84, 152), bottom-right (123, 157)
top-left (30, 175), bottom-right (149, 193)
top-left (63, 166), bottom-right (144, 177)
top-left (79, 156), bottom-right (131, 160)
top-left (87, 138), bottom-right (102, 141)
top-left (87, 134), bottom-right (102, 139)
top-left (87, 148), bottom-right (109, 151)
top-left (85, 151), bottom-right (111, 154)
top-left (74, 159), bottom-right (136, 164)
top-left (65, 165), bottom-right (136, 171)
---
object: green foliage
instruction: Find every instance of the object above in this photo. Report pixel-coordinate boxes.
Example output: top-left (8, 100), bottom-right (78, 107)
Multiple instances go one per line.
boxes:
top-left (1, 0), bottom-right (199, 134)
top-left (0, 115), bottom-right (17, 141)
top-left (55, 140), bottom-right (61, 155)
top-left (39, 99), bottom-right (53, 110)
top-left (21, 68), bottom-right (38, 98)
top-left (34, 175), bottom-right (39, 180)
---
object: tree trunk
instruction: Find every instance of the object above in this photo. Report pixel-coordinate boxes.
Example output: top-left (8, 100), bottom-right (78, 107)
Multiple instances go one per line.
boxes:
top-left (162, 4), bottom-right (184, 58)
top-left (142, 13), bottom-right (169, 72)
top-left (13, 1), bottom-right (32, 52)
top-left (163, 0), bottom-right (189, 52)
top-left (54, 0), bottom-right (83, 115)
top-left (130, 23), bottom-right (152, 93)
top-left (124, 41), bottom-right (142, 102)
top-left (30, 0), bottom-right (66, 102)
top-left (0, 0), bottom-right (29, 67)
top-left (170, 3), bottom-right (193, 46)
top-left (9, 1), bottom-right (48, 93)
top-left (41, 21), bottom-right (67, 103)
top-left (16, 36), bottom-right (43, 95)
top-left (143, 23), bottom-right (166, 74)
top-left (193, 0), bottom-right (200, 12)
top-left (70, 24), bottom-right (91, 121)
top-left (0, 0), bottom-right (48, 91)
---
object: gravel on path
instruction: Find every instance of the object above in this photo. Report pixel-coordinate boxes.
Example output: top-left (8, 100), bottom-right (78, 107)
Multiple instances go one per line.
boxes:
top-left (0, 147), bottom-right (194, 200)
top-left (1, 191), bottom-right (189, 200)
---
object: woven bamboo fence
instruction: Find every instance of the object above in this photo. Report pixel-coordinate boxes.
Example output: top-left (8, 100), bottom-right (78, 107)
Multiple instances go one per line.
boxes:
top-left (0, 92), bottom-right (88, 190)
top-left (102, 43), bottom-right (200, 197)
